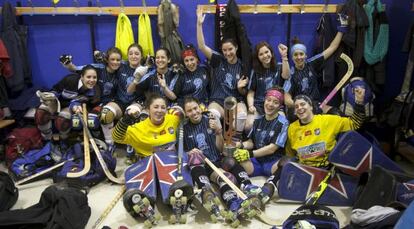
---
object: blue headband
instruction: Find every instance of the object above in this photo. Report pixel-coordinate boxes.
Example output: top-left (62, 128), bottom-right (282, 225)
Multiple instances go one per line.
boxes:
top-left (291, 44), bottom-right (307, 56)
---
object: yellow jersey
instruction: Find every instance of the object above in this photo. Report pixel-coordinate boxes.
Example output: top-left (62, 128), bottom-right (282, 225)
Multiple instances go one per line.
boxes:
top-left (121, 113), bottom-right (180, 157)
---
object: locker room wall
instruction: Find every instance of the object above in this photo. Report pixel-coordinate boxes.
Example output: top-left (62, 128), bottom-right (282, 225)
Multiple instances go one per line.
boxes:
top-left (1, 0), bottom-right (412, 100)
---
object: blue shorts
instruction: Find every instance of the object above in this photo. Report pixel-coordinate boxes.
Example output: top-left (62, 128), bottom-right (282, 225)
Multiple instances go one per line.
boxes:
top-left (250, 154), bottom-right (282, 177)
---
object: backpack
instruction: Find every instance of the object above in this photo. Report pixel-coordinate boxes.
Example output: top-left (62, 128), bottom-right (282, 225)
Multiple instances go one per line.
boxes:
top-left (0, 171), bottom-right (18, 212)
top-left (54, 140), bottom-right (116, 187)
top-left (5, 127), bottom-right (43, 167)
top-left (340, 77), bottom-right (375, 118)
top-left (10, 142), bottom-right (79, 180)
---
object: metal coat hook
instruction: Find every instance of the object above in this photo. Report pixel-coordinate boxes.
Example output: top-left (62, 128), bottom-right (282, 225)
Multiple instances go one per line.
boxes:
top-left (277, 0), bottom-right (282, 15)
top-left (142, 0), bottom-right (147, 13)
top-left (323, 0), bottom-right (330, 13)
top-left (51, 0), bottom-right (57, 16)
top-left (300, 0), bottom-right (305, 14)
top-left (253, 0), bottom-right (258, 14)
top-left (73, 0), bottom-right (80, 16)
top-left (119, 0), bottom-right (125, 13)
top-left (96, 0), bottom-right (102, 16)
top-left (27, 0), bottom-right (34, 16)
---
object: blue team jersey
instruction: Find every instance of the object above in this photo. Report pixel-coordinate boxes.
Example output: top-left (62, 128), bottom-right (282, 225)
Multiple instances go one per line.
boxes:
top-left (183, 115), bottom-right (221, 163)
top-left (248, 114), bottom-right (289, 162)
top-left (209, 52), bottom-right (244, 104)
top-left (176, 65), bottom-right (209, 106)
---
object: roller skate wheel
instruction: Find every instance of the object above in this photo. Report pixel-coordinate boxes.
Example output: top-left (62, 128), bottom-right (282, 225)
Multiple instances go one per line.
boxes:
top-left (213, 197), bottom-right (221, 205)
top-left (132, 204), bottom-right (143, 213)
top-left (131, 194), bottom-right (142, 204)
top-left (203, 203), bottom-right (212, 211)
top-left (224, 211), bottom-right (235, 220)
top-left (144, 220), bottom-right (153, 228)
top-left (169, 215), bottom-right (177, 224)
top-left (174, 189), bottom-right (183, 198)
top-left (220, 209), bottom-right (228, 217)
top-left (170, 196), bottom-right (176, 205)
top-left (247, 209), bottom-right (257, 218)
top-left (241, 199), bottom-right (251, 208)
top-left (142, 197), bottom-right (150, 206)
top-left (210, 214), bottom-right (218, 223)
top-left (182, 196), bottom-right (188, 205)
top-left (179, 215), bottom-right (187, 224)
top-left (154, 214), bottom-right (161, 221)
top-left (231, 219), bottom-right (240, 228)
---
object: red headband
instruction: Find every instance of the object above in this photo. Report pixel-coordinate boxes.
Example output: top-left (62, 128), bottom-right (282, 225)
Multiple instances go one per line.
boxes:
top-left (266, 89), bottom-right (284, 104)
top-left (181, 49), bottom-right (197, 59)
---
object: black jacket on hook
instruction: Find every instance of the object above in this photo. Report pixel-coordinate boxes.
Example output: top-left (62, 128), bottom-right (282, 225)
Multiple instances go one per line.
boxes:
top-left (340, 0), bottom-right (369, 70)
top-left (0, 1), bottom-right (32, 94)
top-left (216, 0), bottom-right (252, 78)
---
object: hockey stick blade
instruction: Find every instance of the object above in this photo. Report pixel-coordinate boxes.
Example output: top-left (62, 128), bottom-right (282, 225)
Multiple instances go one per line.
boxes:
top-left (319, 53), bottom-right (354, 109)
top-left (79, 115), bottom-right (125, 184)
top-left (15, 159), bottom-right (71, 186)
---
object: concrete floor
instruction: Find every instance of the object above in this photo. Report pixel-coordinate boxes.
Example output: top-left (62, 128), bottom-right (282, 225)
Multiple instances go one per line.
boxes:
top-left (3, 149), bottom-right (354, 229)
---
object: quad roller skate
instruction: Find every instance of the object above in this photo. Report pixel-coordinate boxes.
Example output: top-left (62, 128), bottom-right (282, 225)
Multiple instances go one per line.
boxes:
top-left (224, 197), bottom-right (258, 228)
top-left (168, 188), bottom-right (190, 224)
top-left (123, 189), bottom-right (160, 228)
top-left (200, 187), bottom-right (227, 223)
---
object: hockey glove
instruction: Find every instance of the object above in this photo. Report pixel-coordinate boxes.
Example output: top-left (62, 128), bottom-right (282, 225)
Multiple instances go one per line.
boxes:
top-left (234, 148), bottom-right (254, 162)
top-left (337, 13), bottom-right (349, 33)
top-left (133, 66), bottom-right (149, 84)
top-left (59, 54), bottom-right (72, 65)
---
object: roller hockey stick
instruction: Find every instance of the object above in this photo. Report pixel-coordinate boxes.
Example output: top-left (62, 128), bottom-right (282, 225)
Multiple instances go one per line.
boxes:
top-left (92, 185), bottom-right (126, 229)
top-left (305, 166), bottom-right (336, 205)
top-left (168, 120), bottom-right (193, 224)
top-left (67, 104), bottom-right (91, 178)
top-left (204, 157), bottom-right (283, 226)
top-left (15, 159), bottom-right (71, 186)
top-left (78, 114), bottom-right (125, 184)
top-left (319, 53), bottom-right (354, 110)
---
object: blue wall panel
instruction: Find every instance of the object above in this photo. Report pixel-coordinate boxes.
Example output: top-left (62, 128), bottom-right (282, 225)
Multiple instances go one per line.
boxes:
top-left (0, 0), bottom-right (412, 99)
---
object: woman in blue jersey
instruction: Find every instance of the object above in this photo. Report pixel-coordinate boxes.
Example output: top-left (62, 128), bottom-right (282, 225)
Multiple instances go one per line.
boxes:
top-left (285, 14), bottom-right (348, 114)
top-left (62, 47), bottom-right (123, 145)
top-left (197, 8), bottom-right (248, 136)
top-left (174, 44), bottom-right (210, 107)
top-left (35, 65), bottom-right (101, 142)
top-left (245, 42), bottom-right (290, 132)
top-left (127, 47), bottom-right (181, 106)
top-left (234, 87), bottom-right (289, 204)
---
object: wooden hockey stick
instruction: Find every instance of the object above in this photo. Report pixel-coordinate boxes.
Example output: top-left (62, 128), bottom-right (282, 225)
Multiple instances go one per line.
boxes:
top-left (67, 104), bottom-right (91, 178)
top-left (204, 157), bottom-right (283, 226)
top-left (92, 185), bottom-right (126, 229)
top-left (79, 113), bottom-right (125, 184)
top-left (15, 159), bottom-right (71, 186)
top-left (319, 53), bottom-right (354, 110)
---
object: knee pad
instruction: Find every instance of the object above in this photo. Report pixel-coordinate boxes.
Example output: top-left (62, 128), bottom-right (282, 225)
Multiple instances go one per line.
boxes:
top-left (71, 114), bottom-right (83, 131)
top-left (236, 112), bottom-right (247, 132)
top-left (209, 109), bottom-right (221, 120)
top-left (188, 152), bottom-right (205, 167)
top-left (55, 111), bottom-right (71, 133)
top-left (221, 156), bottom-right (236, 172)
top-left (100, 106), bottom-right (116, 124)
top-left (87, 113), bottom-right (100, 130)
top-left (35, 108), bottom-right (52, 126)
